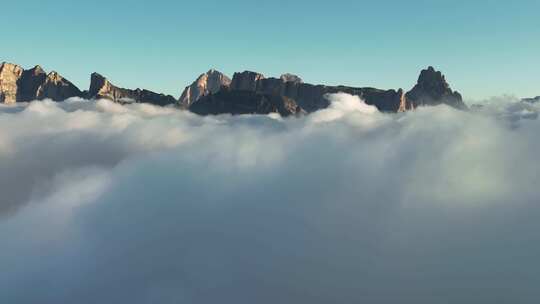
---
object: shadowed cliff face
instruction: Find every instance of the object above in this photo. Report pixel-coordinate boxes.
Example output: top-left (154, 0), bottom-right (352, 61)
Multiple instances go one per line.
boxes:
top-left (405, 66), bottom-right (466, 110)
top-left (18, 66), bottom-right (47, 101)
top-left (88, 73), bottom-right (176, 106)
top-left (190, 88), bottom-right (304, 117)
top-left (227, 71), bottom-right (404, 113)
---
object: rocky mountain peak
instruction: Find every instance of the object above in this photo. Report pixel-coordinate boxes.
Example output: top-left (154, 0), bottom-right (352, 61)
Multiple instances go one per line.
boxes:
top-left (405, 66), bottom-right (466, 109)
top-left (179, 69), bottom-right (231, 107)
top-left (28, 65), bottom-right (46, 76)
top-left (90, 72), bottom-right (108, 85)
top-left (37, 71), bottom-right (83, 101)
top-left (416, 66), bottom-right (449, 92)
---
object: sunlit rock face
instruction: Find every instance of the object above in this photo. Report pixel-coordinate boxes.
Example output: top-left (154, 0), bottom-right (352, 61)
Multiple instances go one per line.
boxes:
top-left (179, 69), bottom-right (231, 108)
top-left (37, 72), bottom-right (83, 101)
top-left (0, 63), bottom-right (24, 104)
top-left (88, 73), bottom-right (176, 106)
top-left (0, 62), bottom-right (83, 103)
top-left (405, 66), bottom-right (466, 110)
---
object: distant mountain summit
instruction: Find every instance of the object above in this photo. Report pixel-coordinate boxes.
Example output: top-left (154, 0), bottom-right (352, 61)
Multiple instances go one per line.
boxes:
top-left (0, 62), bottom-right (81, 103)
top-left (0, 61), bottom-right (466, 116)
top-left (38, 71), bottom-right (83, 101)
top-left (179, 69), bottom-right (231, 108)
top-left (405, 66), bottom-right (466, 110)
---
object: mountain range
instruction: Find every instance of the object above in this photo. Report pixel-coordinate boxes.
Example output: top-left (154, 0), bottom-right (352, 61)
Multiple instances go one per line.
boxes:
top-left (0, 61), bottom-right (471, 115)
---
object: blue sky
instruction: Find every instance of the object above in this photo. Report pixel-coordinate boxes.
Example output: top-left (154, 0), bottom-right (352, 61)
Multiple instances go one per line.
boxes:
top-left (4, 0), bottom-right (539, 100)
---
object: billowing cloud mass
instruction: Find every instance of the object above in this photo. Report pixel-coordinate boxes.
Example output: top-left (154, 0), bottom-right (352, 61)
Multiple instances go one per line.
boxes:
top-left (1, 94), bottom-right (540, 303)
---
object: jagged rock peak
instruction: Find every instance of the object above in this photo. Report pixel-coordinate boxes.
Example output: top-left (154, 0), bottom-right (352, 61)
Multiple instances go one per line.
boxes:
top-left (405, 66), bottom-right (466, 109)
top-left (280, 73), bottom-right (303, 84)
top-left (89, 72), bottom-right (110, 97)
top-left (37, 71), bottom-right (83, 101)
top-left (417, 66), bottom-right (449, 89)
top-left (179, 69), bottom-right (231, 107)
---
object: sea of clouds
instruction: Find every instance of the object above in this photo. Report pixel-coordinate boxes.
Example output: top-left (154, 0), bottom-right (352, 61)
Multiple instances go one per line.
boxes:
top-left (1, 94), bottom-right (539, 303)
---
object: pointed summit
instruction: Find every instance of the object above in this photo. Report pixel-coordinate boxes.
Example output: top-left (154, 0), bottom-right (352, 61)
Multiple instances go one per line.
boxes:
top-left (405, 67), bottom-right (466, 109)
top-left (36, 71), bottom-right (83, 101)
top-left (179, 69), bottom-right (231, 107)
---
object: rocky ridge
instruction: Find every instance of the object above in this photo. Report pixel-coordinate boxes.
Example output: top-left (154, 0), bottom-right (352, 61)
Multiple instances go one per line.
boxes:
top-left (190, 88), bottom-right (304, 117)
top-left (1, 61), bottom-right (467, 116)
top-left (228, 71), bottom-right (403, 112)
top-left (88, 73), bottom-right (176, 106)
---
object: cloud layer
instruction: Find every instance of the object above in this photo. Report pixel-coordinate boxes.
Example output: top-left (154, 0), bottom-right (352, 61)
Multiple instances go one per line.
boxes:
top-left (1, 94), bottom-right (540, 303)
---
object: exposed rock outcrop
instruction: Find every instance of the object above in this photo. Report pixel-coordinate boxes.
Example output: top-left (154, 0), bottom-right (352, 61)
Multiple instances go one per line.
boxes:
top-left (190, 88), bottom-right (304, 117)
top-left (405, 66), bottom-right (466, 110)
top-left (228, 71), bottom-right (403, 112)
top-left (230, 71), bottom-right (266, 91)
top-left (522, 96), bottom-right (540, 103)
top-left (37, 72), bottom-right (83, 101)
top-left (88, 73), bottom-right (176, 106)
top-left (0, 63), bottom-right (24, 104)
top-left (2, 61), bottom-right (467, 115)
top-left (0, 62), bottom-right (83, 103)
top-left (179, 69), bottom-right (231, 108)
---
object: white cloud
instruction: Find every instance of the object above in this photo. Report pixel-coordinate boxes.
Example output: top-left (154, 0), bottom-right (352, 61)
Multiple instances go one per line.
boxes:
top-left (0, 96), bottom-right (540, 303)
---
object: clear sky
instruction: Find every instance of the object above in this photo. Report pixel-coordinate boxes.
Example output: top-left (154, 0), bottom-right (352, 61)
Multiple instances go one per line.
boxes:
top-left (4, 0), bottom-right (539, 100)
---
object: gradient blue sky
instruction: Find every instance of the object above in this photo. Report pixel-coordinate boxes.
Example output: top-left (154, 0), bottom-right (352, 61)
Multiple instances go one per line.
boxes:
top-left (4, 0), bottom-right (539, 100)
